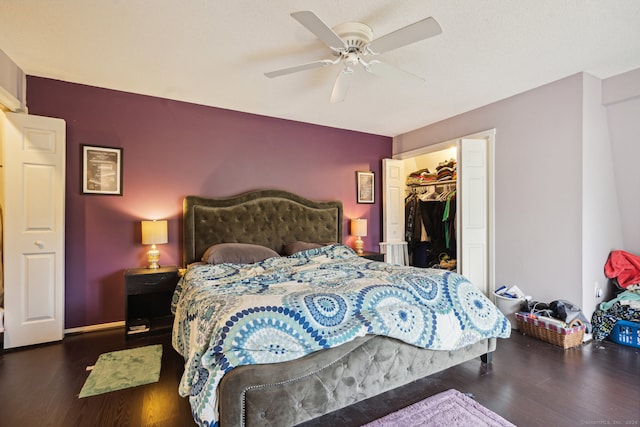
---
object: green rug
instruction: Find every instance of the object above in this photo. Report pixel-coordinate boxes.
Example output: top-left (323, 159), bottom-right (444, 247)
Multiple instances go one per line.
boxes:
top-left (79, 344), bottom-right (163, 398)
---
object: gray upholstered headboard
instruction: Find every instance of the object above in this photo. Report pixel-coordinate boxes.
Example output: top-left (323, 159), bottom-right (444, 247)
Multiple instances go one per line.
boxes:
top-left (183, 189), bottom-right (343, 265)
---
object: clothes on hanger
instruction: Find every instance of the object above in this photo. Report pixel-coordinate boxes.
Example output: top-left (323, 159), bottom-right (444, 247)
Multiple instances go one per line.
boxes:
top-left (405, 162), bottom-right (458, 269)
top-left (404, 186), bottom-right (457, 269)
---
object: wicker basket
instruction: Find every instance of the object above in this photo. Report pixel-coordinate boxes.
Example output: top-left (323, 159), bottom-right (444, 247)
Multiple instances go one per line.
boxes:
top-left (516, 312), bottom-right (585, 349)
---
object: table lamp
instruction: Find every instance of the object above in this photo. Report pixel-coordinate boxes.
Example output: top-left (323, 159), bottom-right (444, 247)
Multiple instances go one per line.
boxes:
top-left (350, 218), bottom-right (367, 255)
top-left (141, 219), bottom-right (168, 269)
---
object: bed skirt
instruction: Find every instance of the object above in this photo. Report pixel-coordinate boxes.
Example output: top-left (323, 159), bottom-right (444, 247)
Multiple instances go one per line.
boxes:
top-left (218, 335), bottom-right (496, 427)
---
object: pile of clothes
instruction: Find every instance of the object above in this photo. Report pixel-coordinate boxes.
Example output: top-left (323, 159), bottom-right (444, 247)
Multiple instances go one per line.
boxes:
top-left (520, 299), bottom-right (592, 332)
top-left (436, 159), bottom-right (456, 182)
top-left (405, 159), bottom-right (458, 186)
top-left (591, 250), bottom-right (640, 341)
top-left (406, 168), bottom-right (436, 186)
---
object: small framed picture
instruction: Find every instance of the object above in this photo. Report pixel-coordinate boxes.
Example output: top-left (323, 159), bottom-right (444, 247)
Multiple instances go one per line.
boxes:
top-left (356, 171), bottom-right (375, 204)
top-left (81, 145), bottom-right (123, 195)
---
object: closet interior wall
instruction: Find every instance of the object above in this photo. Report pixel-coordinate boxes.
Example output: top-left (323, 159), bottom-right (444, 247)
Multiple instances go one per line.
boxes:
top-left (403, 147), bottom-right (458, 270)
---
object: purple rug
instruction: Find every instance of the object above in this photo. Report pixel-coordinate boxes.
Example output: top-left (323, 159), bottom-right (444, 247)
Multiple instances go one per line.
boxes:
top-left (362, 389), bottom-right (516, 427)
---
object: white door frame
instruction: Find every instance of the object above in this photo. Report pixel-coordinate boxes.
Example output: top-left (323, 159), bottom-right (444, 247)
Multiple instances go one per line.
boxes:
top-left (392, 129), bottom-right (496, 294)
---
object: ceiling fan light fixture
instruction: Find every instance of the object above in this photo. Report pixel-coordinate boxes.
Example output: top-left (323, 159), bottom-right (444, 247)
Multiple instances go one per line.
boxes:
top-left (332, 22), bottom-right (373, 53)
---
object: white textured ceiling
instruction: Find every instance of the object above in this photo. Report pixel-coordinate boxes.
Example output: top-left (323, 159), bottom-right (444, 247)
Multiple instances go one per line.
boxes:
top-left (1, 1), bottom-right (639, 136)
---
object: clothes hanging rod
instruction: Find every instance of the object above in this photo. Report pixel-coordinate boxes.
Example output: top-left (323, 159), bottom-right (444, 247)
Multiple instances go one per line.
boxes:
top-left (407, 179), bottom-right (456, 187)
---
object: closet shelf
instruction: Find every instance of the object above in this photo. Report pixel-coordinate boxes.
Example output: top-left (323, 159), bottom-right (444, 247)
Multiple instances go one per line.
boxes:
top-left (407, 179), bottom-right (457, 187)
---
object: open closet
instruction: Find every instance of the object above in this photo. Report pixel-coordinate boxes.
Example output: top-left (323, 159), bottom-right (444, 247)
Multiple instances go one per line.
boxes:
top-left (404, 150), bottom-right (458, 270)
top-left (382, 130), bottom-right (494, 295)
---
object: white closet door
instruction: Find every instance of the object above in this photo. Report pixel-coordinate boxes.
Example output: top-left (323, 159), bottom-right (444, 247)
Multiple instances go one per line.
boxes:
top-left (458, 138), bottom-right (488, 294)
top-left (382, 158), bottom-right (405, 243)
top-left (2, 112), bottom-right (66, 349)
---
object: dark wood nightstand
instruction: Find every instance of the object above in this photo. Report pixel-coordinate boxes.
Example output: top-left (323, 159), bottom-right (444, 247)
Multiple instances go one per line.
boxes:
top-left (124, 266), bottom-right (179, 338)
top-left (359, 251), bottom-right (385, 262)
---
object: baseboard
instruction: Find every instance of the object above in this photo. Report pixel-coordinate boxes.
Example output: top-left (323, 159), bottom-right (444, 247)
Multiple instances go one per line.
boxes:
top-left (0, 322), bottom-right (124, 352)
top-left (64, 321), bottom-right (125, 335)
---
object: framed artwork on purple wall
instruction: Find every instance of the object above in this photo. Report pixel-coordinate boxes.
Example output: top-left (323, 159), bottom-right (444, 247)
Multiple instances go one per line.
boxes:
top-left (81, 145), bottom-right (123, 195)
top-left (356, 171), bottom-right (374, 204)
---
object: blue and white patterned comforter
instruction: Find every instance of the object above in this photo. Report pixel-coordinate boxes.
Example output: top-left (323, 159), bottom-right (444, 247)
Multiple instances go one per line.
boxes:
top-left (171, 244), bottom-right (510, 426)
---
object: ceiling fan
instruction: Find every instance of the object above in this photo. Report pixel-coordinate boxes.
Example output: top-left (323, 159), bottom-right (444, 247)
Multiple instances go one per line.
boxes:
top-left (264, 11), bottom-right (442, 103)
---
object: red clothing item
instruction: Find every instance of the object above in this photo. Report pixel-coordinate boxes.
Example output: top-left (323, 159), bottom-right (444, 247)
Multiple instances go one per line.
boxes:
top-left (604, 250), bottom-right (640, 288)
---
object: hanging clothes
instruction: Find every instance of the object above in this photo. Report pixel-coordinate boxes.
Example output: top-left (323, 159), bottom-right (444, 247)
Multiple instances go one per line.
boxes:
top-left (404, 193), bottom-right (418, 244)
top-left (402, 193), bottom-right (454, 268)
top-left (405, 162), bottom-right (458, 269)
top-left (442, 190), bottom-right (457, 256)
top-left (405, 192), bottom-right (426, 265)
top-left (404, 189), bottom-right (457, 268)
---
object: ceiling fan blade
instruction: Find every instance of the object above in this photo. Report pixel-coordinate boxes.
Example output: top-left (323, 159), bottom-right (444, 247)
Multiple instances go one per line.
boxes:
top-left (291, 11), bottom-right (346, 51)
top-left (330, 68), bottom-right (353, 103)
top-left (366, 60), bottom-right (425, 84)
top-left (366, 17), bottom-right (442, 54)
top-left (265, 59), bottom-right (335, 78)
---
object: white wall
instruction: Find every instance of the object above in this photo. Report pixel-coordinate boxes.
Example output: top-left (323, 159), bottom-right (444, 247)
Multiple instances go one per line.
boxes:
top-left (0, 48), bottom-right (26, 111)
top-left (603, 68), bottom-right (640, 255)
top-left (581, 73), bottom-right (623, 313)
top-left (394, 73), bottom-right (608, 315)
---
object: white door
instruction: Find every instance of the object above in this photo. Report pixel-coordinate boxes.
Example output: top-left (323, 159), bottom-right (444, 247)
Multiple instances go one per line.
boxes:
top-left (458, 138), bottom-right (488, 294)
top-left (2, 112), bottom-right (66, 349)
top-left (382, 158), bottom-right (405, 242)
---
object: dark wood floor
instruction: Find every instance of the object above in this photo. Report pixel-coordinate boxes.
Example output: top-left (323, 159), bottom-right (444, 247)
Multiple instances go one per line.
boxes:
top-left (0, 328), bottom-right (638, 427)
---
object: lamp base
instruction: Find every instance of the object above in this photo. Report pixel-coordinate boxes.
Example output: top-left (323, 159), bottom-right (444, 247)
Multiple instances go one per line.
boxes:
top-left (147, 244), bottom-right (161, 269)
top-left (354, 237), bottom-right (364, 255)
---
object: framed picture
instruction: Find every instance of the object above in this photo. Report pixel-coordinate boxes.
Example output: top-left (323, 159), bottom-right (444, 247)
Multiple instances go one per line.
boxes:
top-left (81, 145), bottom-right (122, 195)
top-left (356, 171), bottom-right (375, 204)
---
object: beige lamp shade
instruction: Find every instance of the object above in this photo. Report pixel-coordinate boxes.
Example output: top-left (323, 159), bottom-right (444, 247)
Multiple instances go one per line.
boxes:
top-left (141, 220), bottom-right (168, 244)
top-left (141, 220), bottom-right (168, 269)
top-left (350, 218), bottom-right (367, 237)
top-left (350, 218), bottom-right (367, 255)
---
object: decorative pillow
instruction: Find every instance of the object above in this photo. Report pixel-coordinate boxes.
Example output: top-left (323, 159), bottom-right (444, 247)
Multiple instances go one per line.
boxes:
top-left (201, 243), bottom-right (280, 264)
top-left (282, 241), bottom-right (324, 256)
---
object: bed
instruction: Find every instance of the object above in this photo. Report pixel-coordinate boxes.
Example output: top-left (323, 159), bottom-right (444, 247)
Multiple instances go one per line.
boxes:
top-left (172, 189), bottom-right (510, 427)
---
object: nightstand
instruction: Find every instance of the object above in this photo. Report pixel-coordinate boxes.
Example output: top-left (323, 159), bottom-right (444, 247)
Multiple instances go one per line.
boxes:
top-left (124, 266), bottom-right (179, 338)
top-left (359, 251), bottom-right (385, 262)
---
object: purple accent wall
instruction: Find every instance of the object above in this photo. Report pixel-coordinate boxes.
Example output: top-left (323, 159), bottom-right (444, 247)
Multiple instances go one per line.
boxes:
top-left (26, 76), bottom-right (391, 328)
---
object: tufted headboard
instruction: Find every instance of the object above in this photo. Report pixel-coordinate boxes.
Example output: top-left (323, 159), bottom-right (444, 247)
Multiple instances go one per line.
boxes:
top-left (183, 189), bottom-right (343, 265)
